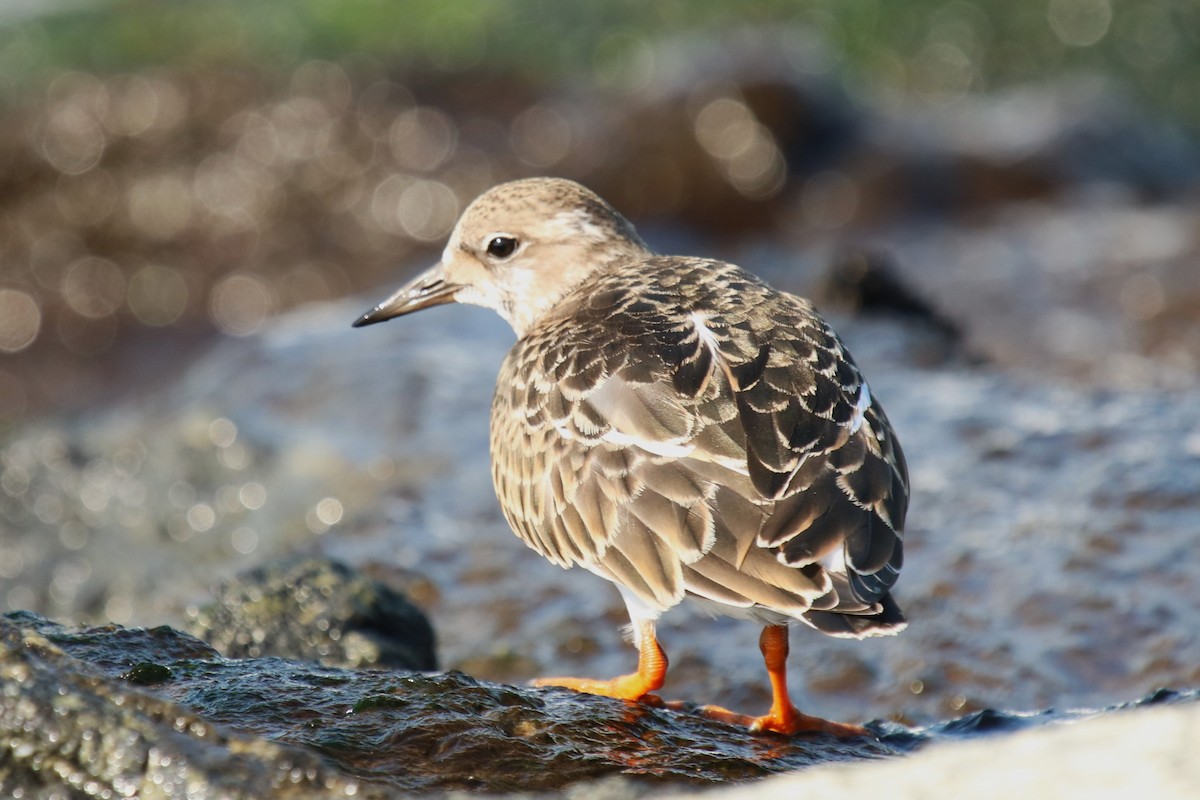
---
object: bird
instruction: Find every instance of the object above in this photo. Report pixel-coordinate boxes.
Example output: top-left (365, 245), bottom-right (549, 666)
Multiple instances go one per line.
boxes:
top-left (353, 177), bottom-right (908, 737)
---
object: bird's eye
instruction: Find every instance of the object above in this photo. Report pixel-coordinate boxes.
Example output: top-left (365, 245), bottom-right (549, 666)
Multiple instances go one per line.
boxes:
top-left (486, 236), bottom-right (518, 259)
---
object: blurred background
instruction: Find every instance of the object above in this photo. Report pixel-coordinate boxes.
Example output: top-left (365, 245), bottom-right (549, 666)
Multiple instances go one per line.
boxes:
top-left (2, 0), bottom-right (1198, 419)
top-left (1, 0), bottom-right (1199, 725)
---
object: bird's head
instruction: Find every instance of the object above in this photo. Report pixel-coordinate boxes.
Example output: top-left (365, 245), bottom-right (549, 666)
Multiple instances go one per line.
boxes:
top-left (353, 177), bottom-right (651, 337)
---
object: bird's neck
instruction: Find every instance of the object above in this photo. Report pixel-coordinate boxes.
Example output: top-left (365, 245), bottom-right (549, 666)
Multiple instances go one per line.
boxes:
top-left (505, 243), bottom-right (652, 338)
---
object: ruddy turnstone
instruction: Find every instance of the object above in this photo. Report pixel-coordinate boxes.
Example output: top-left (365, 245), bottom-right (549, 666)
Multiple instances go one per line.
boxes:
top-left (353, 178), bottom-right (908, 736)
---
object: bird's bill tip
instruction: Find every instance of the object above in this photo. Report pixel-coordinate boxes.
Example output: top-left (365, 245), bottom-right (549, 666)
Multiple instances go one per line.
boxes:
top-left (351, 264), bottom-right (459, 328)
top-left (350, 308), bottom-right (388, 328)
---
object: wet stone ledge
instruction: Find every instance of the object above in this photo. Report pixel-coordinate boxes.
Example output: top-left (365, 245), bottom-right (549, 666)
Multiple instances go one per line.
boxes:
top-left (2, 611), bottom-right (1197, 798)
top-left (0, 611), bottom-right (902, 797)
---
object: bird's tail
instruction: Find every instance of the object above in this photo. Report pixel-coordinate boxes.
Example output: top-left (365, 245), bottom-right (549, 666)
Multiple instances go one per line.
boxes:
top-left (801, 592), bottom-right (907, 638)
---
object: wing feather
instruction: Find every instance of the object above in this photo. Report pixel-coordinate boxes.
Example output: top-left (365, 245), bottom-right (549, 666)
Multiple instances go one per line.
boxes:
top-left (490, 257), bottom-right (908, 627)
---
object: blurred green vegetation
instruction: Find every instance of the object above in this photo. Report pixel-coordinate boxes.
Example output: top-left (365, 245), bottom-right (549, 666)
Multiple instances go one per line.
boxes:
top-left (1, 0), bottom-right (1198, 125)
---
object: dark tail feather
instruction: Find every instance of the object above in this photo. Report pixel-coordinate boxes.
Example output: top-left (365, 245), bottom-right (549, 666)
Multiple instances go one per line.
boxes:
top-left (802, 593), bottom-right (906, 639)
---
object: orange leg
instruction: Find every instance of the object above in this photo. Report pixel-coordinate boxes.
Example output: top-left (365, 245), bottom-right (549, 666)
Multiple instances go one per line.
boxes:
top-left (700, 625), bottom-right (866, 738)
top-left (532, 619), bottom-right (667, 701)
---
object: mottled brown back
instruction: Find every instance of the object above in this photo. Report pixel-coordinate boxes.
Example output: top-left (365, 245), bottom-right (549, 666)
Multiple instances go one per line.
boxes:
top-left (490, 256), bottom-right (908, 637)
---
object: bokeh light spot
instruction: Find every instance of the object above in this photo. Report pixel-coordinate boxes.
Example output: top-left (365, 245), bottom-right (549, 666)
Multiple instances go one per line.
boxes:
top-left (695, 98), bottom-right (758, 160)
top-left (7, 586), bottom-right (36, 612)
top-left (1049, 0), bottom-right (1112, 47)
top-left (367, 455), bottom-right (395, 481)
top-left (592, 30), bottom-right (655, 94)
top-left (0, 289), bottom-right (41, 353)
top-left (55, 169), bottom-right (117, 226)
top-left (306, 497), bottom-right (344, 533)
top-left (106, 75), bottom-right (187, 138)
top-left (270, 96), bottom-right (335, 162)
top-left (397, 180), bottom-right (459, 242)
top-left (127, 172), bottom-right (194, 240)
top-left (316, 497), bottom-right (343, 526)
top-left (239, 481), bottom-right (267, 510)
top-left (187, 503), bottom-right (216, 532)
top-left (62, 256), bottom-right (125, 319)
top-left (693, 97), bottom-right (785, 198)
top-left (0, 546), bottom-right (25, 579)
top-left (511, 105), bottom-right (573, 168)
top-left (218, 442), bottom-right (251, 470)
top-left (389, 107), bottom-right (457, 171)
top-left (206, 418), bottom-right (236, 449)
top-left (41, 97), bottom-right (106, 174)
top-left (913, 42), bottom-right (974, 106)
top-left (127, 265), bottom-right (189, 326)
top-left (230, 526), bottom-right (259, 555)
top-left (209, 273), bottom-right (274, 336)
top-left (105, 75), bottom-right (162, 136)
top-left (194, 153), bottom-right (261, 218)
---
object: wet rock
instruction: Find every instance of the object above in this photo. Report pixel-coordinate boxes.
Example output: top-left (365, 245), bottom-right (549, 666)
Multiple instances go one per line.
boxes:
top-left (0, 612), bottom-right (902, 796)
top-left (0, 612), bottom-right (384, 800)
top-left (709, 694), bottom-right (1200, 800)
top-left (4, 611), bottom-right (1196, 798)
top-left (185, 556), bottom-right (437, 670)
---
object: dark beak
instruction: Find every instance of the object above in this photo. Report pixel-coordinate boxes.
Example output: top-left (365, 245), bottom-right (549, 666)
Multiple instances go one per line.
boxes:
top-left (352, 263), bottom-right (460, 328)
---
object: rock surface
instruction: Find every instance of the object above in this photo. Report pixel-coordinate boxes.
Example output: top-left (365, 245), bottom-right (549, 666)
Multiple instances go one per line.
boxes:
top-left (0, 612), bottom-right (376, 799)
top-left (4, 610), bottom-right (1195, 798)
top-left (693, 698), bottom-right (1200, 800)
top-left (186, 556), bottom-right (437, 670)
top-left (0, 612), bottom-right (900, 796)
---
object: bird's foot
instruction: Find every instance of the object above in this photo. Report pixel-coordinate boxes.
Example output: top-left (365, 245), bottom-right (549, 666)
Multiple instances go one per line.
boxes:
top-left (691, 702), bottom-right (867, 738)
top-left (531, 673), bottom-right (659, 703)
